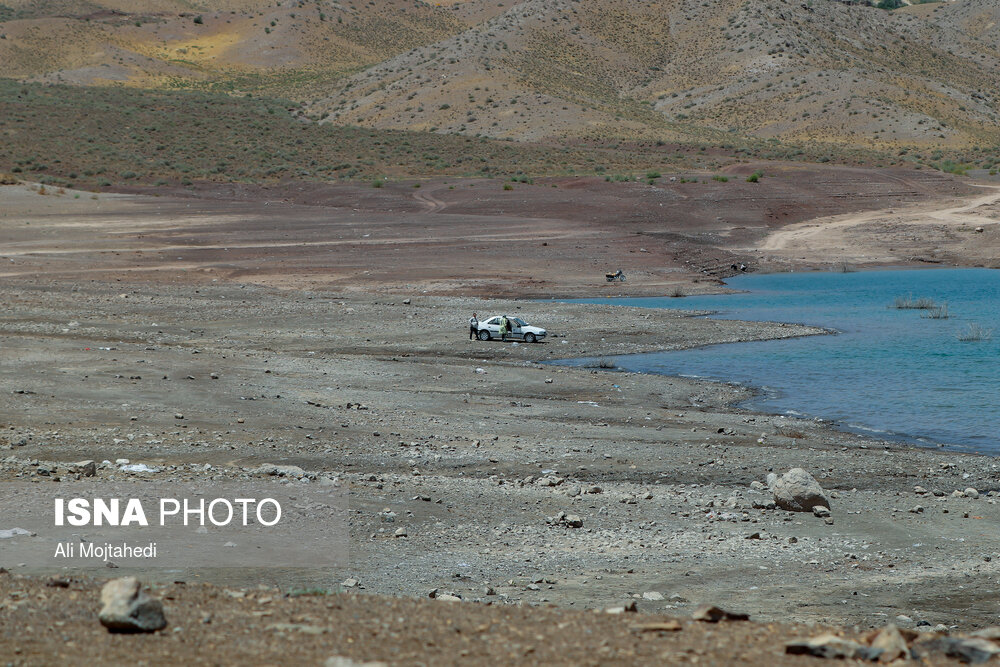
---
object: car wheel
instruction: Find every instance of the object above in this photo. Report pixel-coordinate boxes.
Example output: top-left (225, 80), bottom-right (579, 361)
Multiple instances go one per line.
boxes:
top-left (524, 333), bottom-right (536, 344)
top-left (478, 329), bottom-right (491, 341)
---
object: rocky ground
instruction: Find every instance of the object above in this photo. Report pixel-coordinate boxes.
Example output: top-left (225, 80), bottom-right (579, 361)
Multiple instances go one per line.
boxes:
top-left (3, 176), bottom-right (1000, 664)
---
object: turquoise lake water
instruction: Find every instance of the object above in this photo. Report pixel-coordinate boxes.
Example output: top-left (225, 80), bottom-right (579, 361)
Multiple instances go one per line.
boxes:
top-left (558, 268), bottom-right (1000, 452)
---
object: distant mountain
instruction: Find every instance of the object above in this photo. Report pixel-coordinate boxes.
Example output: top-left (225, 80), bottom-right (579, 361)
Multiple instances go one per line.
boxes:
top-left (1, 0), bottom-right (998, 151)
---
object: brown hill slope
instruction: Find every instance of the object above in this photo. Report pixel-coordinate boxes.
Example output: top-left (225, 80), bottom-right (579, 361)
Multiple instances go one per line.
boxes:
top-left (0, 0), bottom-right (472, 98)
top-left (307, 0), bottom-right (1000, 149)
top-left (0, 0), bottom-right (998, 152)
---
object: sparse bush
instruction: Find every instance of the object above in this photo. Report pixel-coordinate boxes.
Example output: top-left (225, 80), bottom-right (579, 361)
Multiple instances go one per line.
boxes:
top-left (921, 304), bottom-right (949, 319)
top-left (890, 295), bottom-right (937, 310)
top-left (957, 323), bottom-right (993, 342)
top-left (670, 287), bottom-right (685, 298)
top-left (372, 179), bottom-right (384, 188)
top-left (193, 15), bottom-right (203, 24)
top-left (503, 183), bottom-right (513, 190)
top-left (746, 170), bottom-right (764, 183)
top-left (712, 175), bottom-right (728, 182)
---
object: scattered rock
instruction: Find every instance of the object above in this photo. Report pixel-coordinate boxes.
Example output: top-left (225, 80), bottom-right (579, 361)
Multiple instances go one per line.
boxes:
top-left (692, 605), bottom-right (749, 623)
top-left (71, 460), bottom-right (96, 477)
top-left (915, 637), bottom-right (1000, 664)
top-left (98, 577), bottom-right (168, 633)
top-left (630, 621), bottom-right (682, 633)
top-left (255, 464), bottom-right (305, 478)
top-left (547, 512), bottom-right (583, 528)
top-left (0, 527), bottom-right (34, 539)
top-left (325, 657), bottom-right (388, 667)
top-left (786, 633), bottom-right (881, 660)
top-left (965, 487), bottom-right (980, 499)
top-left (642, 591), bottom-right (664, 601)
top-left (869, 624), bottom-right (910, 662)
top-left (771, 468), bottom-right (830, 513)
top-left (604, 601), bottom-right (638, 614)
top-left (812, 505), bottom-right (831, 518)
top-left (970, 627), bottom-right (1000, 641)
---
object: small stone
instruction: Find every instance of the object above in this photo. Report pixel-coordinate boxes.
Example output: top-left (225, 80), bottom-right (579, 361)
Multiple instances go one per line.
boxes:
top-left (915, 636), bottom-right (1000, 663)
top-left (749, 481), bottom-right (765, 491)
top-left (786, 634), bottom-right (880, 660)
top-left (393, 527), bottom-right (407, 538)
top-left (71, 460), bottom-right (96, 477)
top-left (965, 488), bottom-right (980, 499)
top-left (630, 621), bottom-right (682, 633)
top-left (642, 591), bottom-right (664, 601)
top-left (402, 299), bottom-right (411, 305)
top-left (604, 601), bottom-right (638, 614)
top-left (98, 577), bottom-right (167, 633)
top-left (174, 413), bottom-right (184, 420)
top-left (692, 605), bottom-right (749, 623)
top-left (341, 578), bottom-right (359, 588)
top-left (969, 627), bottom-right (1000, 640)
top-left (870, 624), bottom-right (910, 662)
top-left (812, 505), bottom-right (831, 518)
top-left (909, 506), bottom-right (924, 514)
top-left (325, 657), bottom-right (388, 667)
top-left (914, 486), bottom-right (928, 495)
top-left (562, 514), bottom-right (583, 528)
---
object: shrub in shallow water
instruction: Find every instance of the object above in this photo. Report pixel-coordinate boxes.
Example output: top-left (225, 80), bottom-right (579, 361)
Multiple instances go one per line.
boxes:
top-left (890, 294), bottom-right (937, 310)
top-left (957, 323), bottom-right (993, 342)
top-left (921, 303), bottom-right (949, 319)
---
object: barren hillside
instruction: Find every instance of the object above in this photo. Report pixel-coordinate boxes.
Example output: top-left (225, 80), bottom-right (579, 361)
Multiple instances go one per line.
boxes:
top-left (309, 0), bottom-right (1000, 148)
top-left (0, 0), bottom-right (998, 152)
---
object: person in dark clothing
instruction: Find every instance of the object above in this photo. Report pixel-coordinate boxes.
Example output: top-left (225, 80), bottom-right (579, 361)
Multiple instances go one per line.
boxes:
top-left (469, 312), bottom-right (479, 340)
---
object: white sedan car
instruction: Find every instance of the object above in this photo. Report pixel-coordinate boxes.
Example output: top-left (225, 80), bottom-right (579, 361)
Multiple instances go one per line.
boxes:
top-left (476, 315), bottom-right (547, 343)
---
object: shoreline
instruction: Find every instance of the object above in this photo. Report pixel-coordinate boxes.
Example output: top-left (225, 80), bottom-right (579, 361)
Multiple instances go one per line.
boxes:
top-left (6, 173), bottom-right (1000, 658)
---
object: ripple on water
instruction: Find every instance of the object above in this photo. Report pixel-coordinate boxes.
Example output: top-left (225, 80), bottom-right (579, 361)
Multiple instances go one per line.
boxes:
top-left (559, 268), bottom-right (1000, 453)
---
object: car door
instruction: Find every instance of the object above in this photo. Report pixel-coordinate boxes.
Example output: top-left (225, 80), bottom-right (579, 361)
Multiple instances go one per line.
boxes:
top-left (511, 318), bottom-right (525, 339)
top-left (484, 317), bottom-right (501, 335)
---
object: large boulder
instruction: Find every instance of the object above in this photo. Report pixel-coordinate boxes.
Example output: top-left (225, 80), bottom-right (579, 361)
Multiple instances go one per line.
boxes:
top-left (98, 577), bottom-right (167, 633)
top-left (771, 468), bottom-right (830, 513)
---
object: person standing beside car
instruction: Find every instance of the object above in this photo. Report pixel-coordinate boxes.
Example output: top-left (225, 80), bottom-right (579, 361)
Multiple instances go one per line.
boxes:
top-left (469, 312), bottom-right (479, 340)
top-left (499, 315), bottom-right (508, 342)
